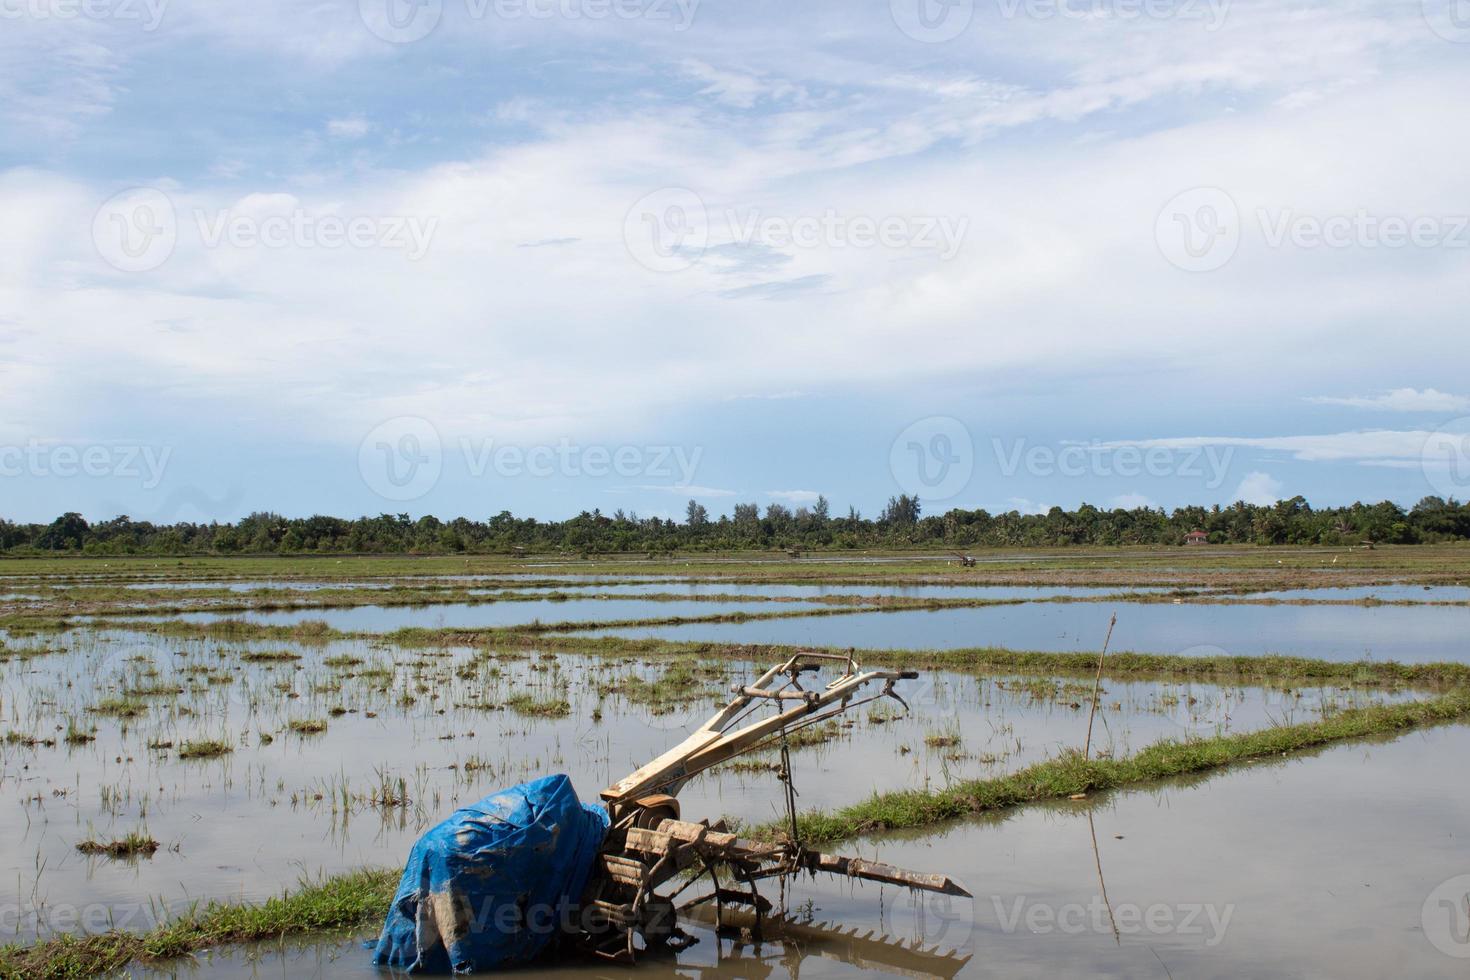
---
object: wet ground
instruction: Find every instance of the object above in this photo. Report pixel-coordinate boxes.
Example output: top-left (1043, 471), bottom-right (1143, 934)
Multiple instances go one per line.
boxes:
top-left (1, 626), bottom-right (1401, 941)
top-left (121, 723), bottom-right (1470, 979)
top-left (2, 566), bottom-right (1467, 978)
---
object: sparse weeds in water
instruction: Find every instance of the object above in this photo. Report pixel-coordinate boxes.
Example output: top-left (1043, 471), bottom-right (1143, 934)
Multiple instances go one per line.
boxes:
top-left (122, 681), bottom-right (183, 698)
top-left (369, 768), bottom-right (410, 809)
top-left (76, 830), bottom-right (160, 859)
top-left (724, 758), bottom-right (782, 774)
top-left (177, 738), bottom-right (232, 760)
top-left (287, 719), bottom-right (328, 735)
top-left (89, 696), bottom-right (147, 718)
top-left (606, 659), bottom-right (726, 713)
top-left (502, 692), bottom-right (572, 718)
top-left (923, 724), bottom-right (962, 750)
top-left (63, 717), bottom-right (95, 745)
top-left (867, 704), bottom-right (902, 725)
top-left (4, 730), bottom-right (56, 748)
top-left (782, 720), bottom-right (843, 749)
top-left (239, 649), bottom-right (301, 664)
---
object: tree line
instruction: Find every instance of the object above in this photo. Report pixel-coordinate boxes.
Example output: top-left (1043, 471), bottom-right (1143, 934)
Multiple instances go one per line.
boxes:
top-left (3, 494), bottom-right (1468, 556)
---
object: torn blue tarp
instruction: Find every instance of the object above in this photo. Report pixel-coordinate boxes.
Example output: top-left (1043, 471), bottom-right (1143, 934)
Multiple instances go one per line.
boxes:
top-left (371, 774), bottom-right (609, 974)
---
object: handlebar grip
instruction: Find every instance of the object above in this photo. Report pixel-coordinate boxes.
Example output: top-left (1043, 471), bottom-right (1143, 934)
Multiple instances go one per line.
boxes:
top-left (899, 670), bottom-right (919, 680)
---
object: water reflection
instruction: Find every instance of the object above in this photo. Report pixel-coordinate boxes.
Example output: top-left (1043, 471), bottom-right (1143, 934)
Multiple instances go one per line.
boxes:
top-left (578, 600), bottom-right (1470, 662)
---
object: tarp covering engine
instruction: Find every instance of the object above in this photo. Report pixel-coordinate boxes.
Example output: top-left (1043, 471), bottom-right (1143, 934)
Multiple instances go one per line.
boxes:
top-left (371, 774), bottom-right (609, 973)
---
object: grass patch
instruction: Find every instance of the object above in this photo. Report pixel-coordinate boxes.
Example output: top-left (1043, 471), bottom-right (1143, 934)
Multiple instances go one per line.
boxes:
top-left (63, 718), bottom-right (95, 745)
top-left (176, 739), bottom-right (232, 760)
top-left (502, 692), bottom-right (572, 718)
top-left (89, 696), bottom-right (147, 718)
top-left (239, 649), bottom-right (301, 663)
top-left (606, 660), bottom-right (726, 713)
top-left (0, 867), bottom-right (397, 980)
top-left (76, 831), bottom-right (159, 859)
top-left (287, 719), bottom-right (328, 735)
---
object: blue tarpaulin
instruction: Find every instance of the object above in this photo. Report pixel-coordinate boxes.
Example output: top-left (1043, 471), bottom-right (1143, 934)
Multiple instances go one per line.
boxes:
top-left (371, 774), bottom-right (609, 974)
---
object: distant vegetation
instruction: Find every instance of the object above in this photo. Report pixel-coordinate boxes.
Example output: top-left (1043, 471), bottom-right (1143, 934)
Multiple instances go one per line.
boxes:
top-left (3, 494), bottom-right (1469, 556)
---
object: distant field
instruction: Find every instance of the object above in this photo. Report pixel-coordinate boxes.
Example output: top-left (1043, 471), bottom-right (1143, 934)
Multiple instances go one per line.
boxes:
top-left (2, 543), bottom-right (1468, 584)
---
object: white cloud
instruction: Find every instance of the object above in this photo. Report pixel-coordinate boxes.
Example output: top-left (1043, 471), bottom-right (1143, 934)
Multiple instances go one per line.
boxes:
top-left (1233, 471), bottom-right (1284, 505)
top-left (724, 390), bottom-right (805, 401)
top-left (1109, 493), bottom-right (1157, 510)
top-left (767, 489), bottom-right (821, 504)
top-left (1306, 388), bottom-right (1470, 412)
top-left (1006, 497), bottom-right (1056, 516)
top-left (4, 0), bottom-right (1469, 490)
top-left (326, 117), bottom-right (371, 139)
top-left (1097, 430), bottom-right (1438, 465)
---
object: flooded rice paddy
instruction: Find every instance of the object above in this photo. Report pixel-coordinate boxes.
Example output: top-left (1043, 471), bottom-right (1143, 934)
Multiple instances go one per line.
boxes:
top-left (0, 626), bottom-right (1403, 940)
top-left (577, 599), bottom-right (1470, 662)
top-left (122, 723), bottom-right (1470, 979)
top-left (2, 563), bottom-right (1468, 977)
top-left (142, 598), bottom-right (829, 631)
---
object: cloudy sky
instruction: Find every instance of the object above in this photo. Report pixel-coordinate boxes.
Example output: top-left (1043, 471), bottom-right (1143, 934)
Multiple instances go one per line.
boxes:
top-left (2, 0), bottom-right (1469, 524)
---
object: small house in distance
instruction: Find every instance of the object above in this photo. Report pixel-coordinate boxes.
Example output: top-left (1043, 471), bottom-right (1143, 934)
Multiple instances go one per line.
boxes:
top-left (1185, 529), bottom-right (1209, 546)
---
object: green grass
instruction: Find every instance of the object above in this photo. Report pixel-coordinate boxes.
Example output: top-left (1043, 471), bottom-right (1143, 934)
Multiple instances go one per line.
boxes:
top-left (88, 696), bottom-right (147, 718)
top-left (0, 868), bottom-right (397, 980)
top-left (501, 692), bottom-right (572, 718)
top-left (606, 660), bottom-right (727, 712)
top-left (75, 831), bottom-right (159, 859)
top-left (239, 649), bottom-right (302, 663)
top-left (754, 689), bottom-right (1470, 846)
top-left (176, 738), bottom-right (232, 760)
top-left (62, 718), bottom-right (95, 746)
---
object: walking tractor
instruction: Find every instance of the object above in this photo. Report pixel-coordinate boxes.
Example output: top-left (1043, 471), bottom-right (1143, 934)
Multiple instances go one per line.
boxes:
top-left (372, 652), bottom-right (973, 974)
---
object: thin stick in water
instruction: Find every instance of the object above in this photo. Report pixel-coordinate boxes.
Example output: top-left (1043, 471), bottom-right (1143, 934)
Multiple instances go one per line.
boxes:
top-left (1084, 613), bottom-right (1117, 761)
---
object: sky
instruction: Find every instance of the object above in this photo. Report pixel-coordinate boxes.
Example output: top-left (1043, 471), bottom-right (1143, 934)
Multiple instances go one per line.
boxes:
top-left (2, 0), bottom-right (1470, 525)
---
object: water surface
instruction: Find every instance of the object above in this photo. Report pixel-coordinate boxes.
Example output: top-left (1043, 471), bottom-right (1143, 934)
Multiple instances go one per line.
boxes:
top-left (577, 601), bottom-right (1470, 662)
top-left (138, 598), bottom-right (829, 631)
top-left (123, 723), bottom-right (1470, 979)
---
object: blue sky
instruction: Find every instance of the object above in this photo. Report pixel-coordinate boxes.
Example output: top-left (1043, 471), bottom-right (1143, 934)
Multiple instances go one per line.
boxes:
top-left (2, 0), bottom-right (1469, 524)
